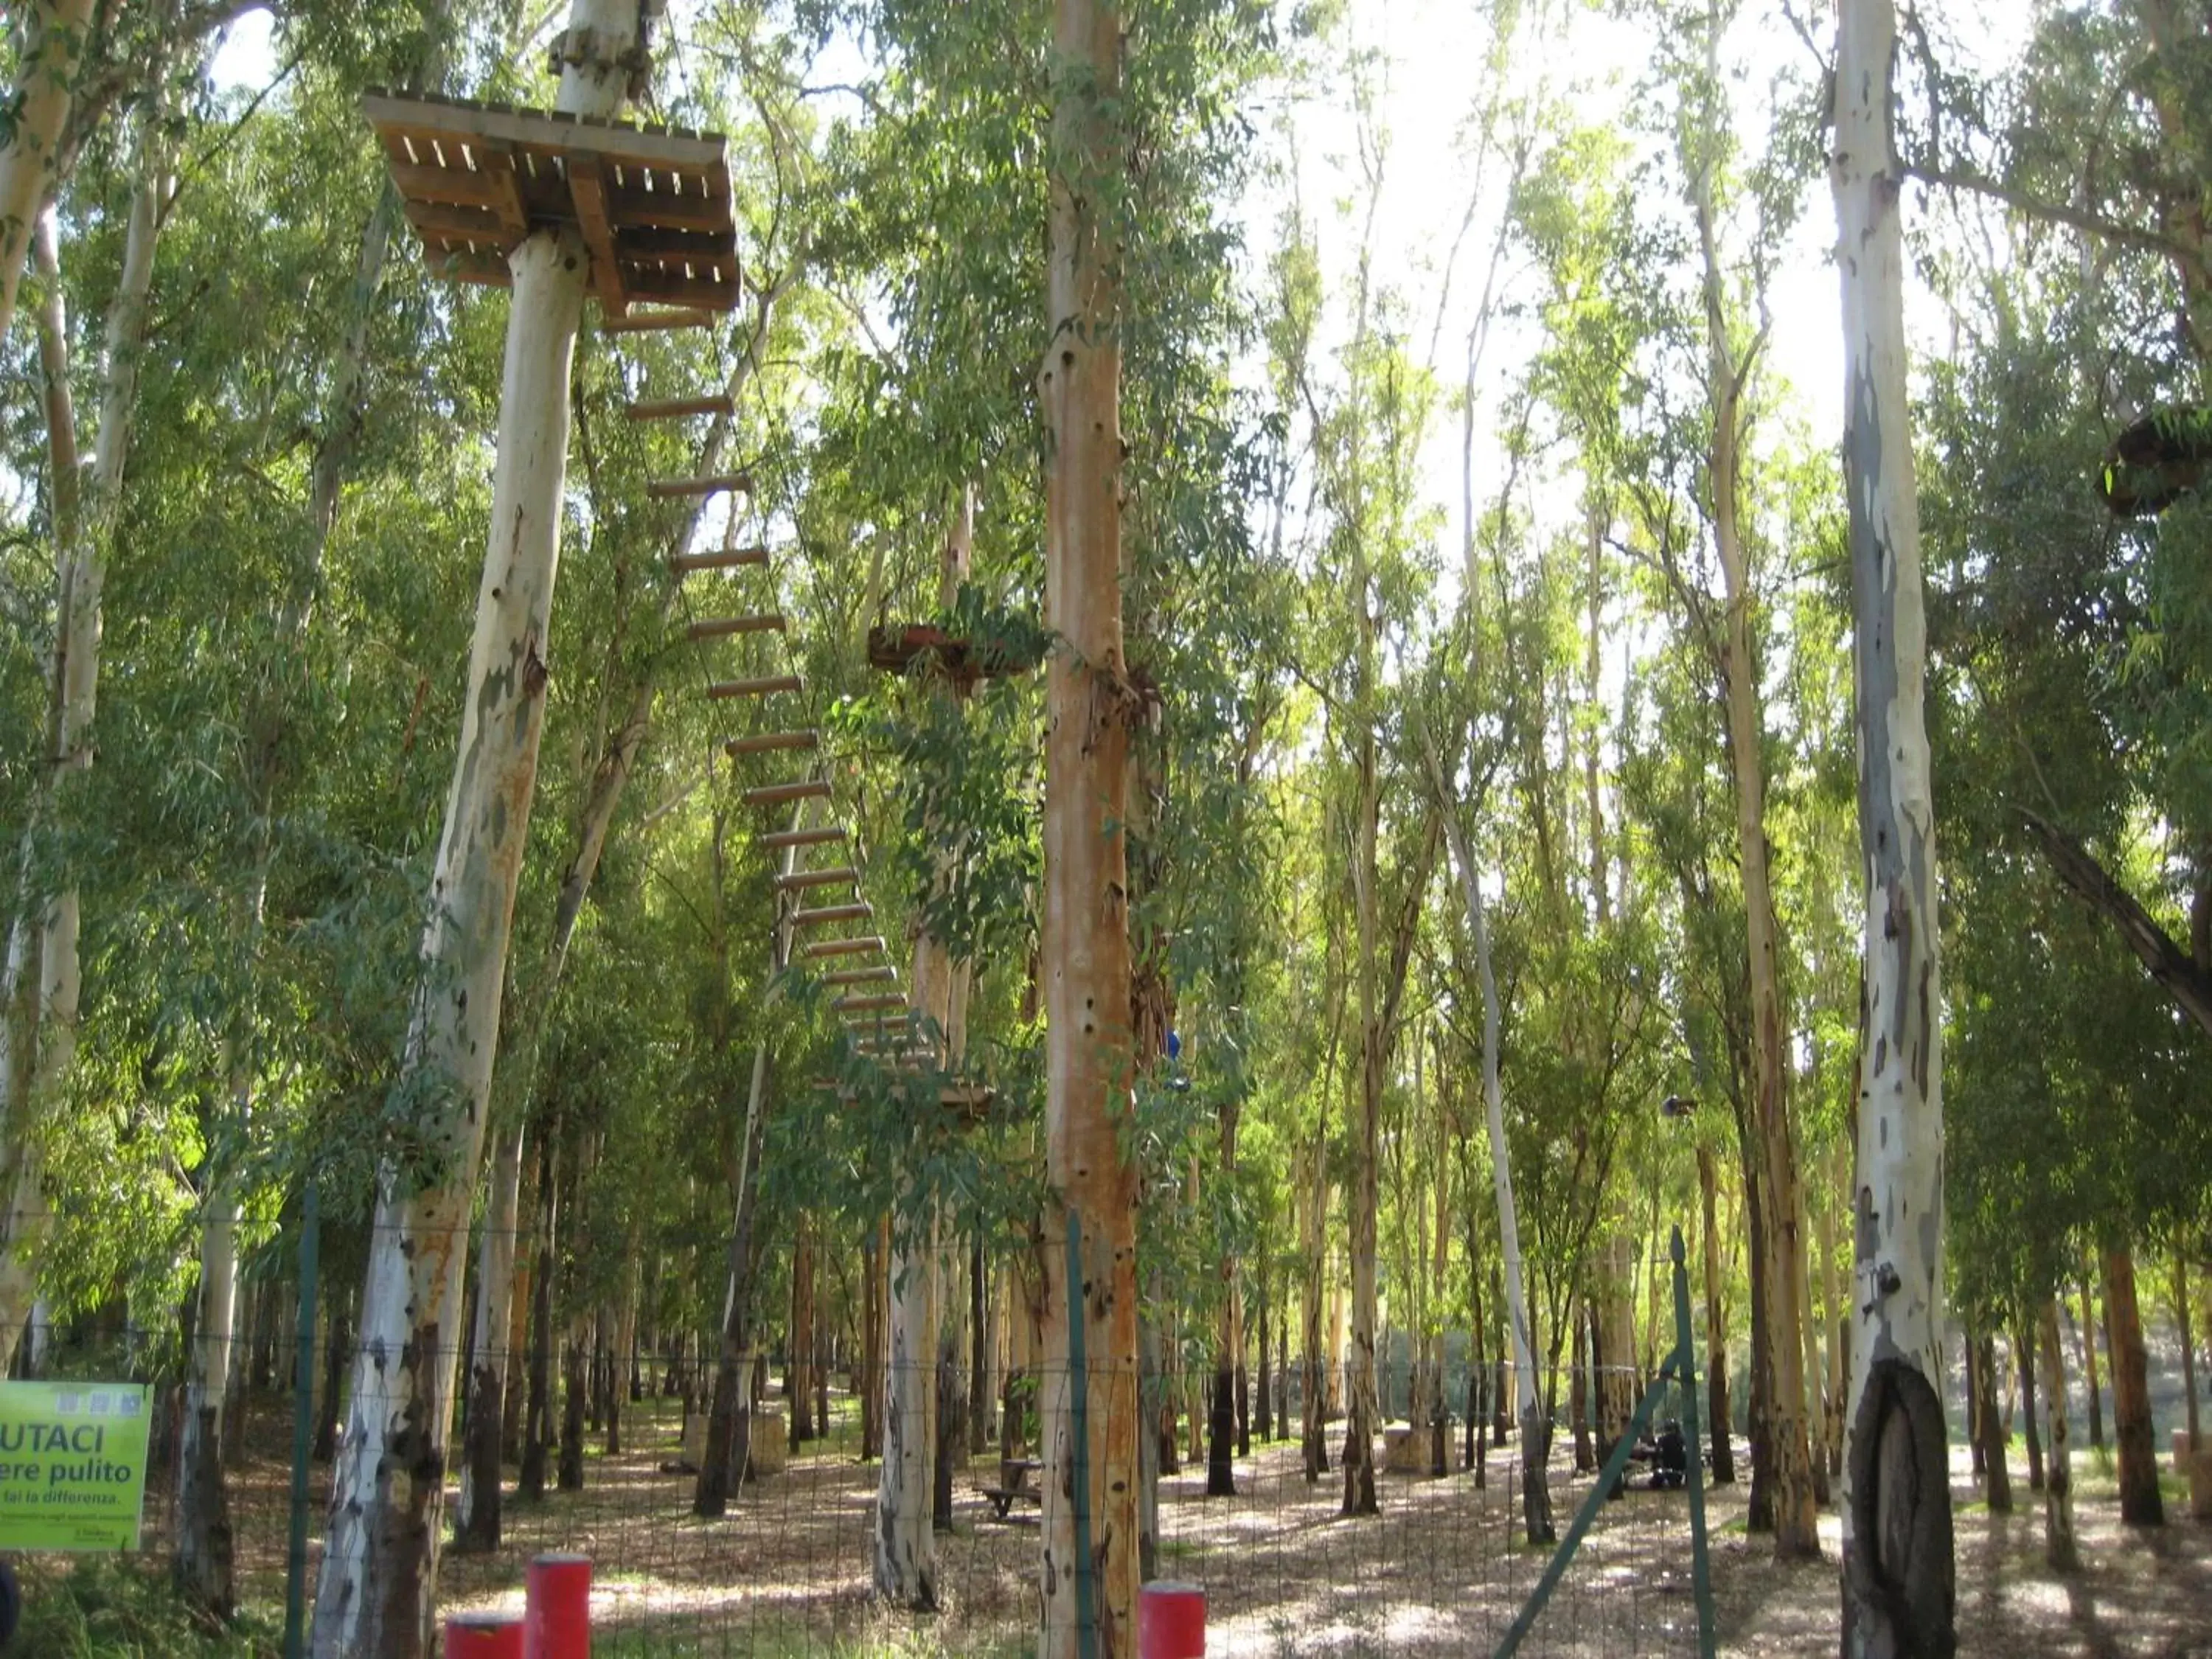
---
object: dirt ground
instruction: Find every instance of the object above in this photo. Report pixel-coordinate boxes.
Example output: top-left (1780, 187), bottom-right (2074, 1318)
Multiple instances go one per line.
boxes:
top-left (183, 1388), bottom-right (2212, 1655)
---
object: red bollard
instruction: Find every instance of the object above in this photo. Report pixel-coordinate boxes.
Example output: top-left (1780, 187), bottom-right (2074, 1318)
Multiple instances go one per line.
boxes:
top-left (1139, 1581), bottom-right (1206, 1658)
top-left (445, 1611), bottom-right (524, 1659)
top-left (524, 1553), bottom-right (592, 1659)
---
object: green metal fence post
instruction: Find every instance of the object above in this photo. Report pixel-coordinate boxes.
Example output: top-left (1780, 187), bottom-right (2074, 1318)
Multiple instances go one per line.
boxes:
top-left (1671, 1224), bottom-right (1718, 1658)
top-left (282, 1179), bottom-right (320, 1659)
top-left (1065, 1206), bottom-right (1096, 1659)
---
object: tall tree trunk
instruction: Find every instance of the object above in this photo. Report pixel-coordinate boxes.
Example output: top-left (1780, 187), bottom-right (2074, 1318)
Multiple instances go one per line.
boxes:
top-left (1432, 762), bottom-right (1548, 1543)
top-left (456, 1125), bottom-right (526, 1548)
top-left (1694, 79), bottom-right (1817, 1557)
top-left (972, 1241), bottom-right (993, 1455)
top-left (556, 1321), bottom-right (585, 1491)
top-left (2017, 1316), bottom-right (2044, 1492)
top-left (2103, 1244), bottom-right (2164, 1526)
top-left (2081, 1273), bottom-right (2104, 1450)
top-left (309, 10), bottom-right (637, 1651)
top-left (1299, 1144), bottom-right (1329, 1481)
top-left (1256, 1288), bottom-right (1272, 1447)
top-left (1974, 1333), bottom-right (2011, 1512)
top-left (1038, 3), bottom-right (1141, 1645)
top-left (2037, 1297), bottom-right (2080, 1572)
top-left (0, 95), bottom-right (169, 1368)
top-left (1834, 0), bottom-right (1956, 1646)
top-left (860, 1220), bottom-right (886, 1461)
top-left (1699, 1144), bottom-right (1735, 1483)
top-left (695, 1038), bottom-right (776, 1517)
top-left (0, 0), bottom-right (96, 342)
top-left (2174, 1245), bottom-right (2199, 1453)
top-left (790, 1222), bottom-right (816, 1445)
top-left (518, 1135), bottom-right (559, 1502)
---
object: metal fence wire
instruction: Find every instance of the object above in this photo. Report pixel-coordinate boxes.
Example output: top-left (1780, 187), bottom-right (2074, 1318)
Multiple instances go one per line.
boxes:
top-left (23, 1234), bottom-right (1720, 1656)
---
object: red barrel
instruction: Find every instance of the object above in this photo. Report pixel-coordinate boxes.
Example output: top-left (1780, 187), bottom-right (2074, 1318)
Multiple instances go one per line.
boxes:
top-left (1139, 1581), bottom-right (1206, 1658)
top-left (524, 1553), bottom-right (592, 1658)
top-left (445, 1611), bottom-right (524, 1659)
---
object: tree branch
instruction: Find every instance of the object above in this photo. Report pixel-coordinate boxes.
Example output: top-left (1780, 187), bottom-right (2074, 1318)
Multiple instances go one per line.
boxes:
top-left (2017, 807), bottom-right (2212, 1042)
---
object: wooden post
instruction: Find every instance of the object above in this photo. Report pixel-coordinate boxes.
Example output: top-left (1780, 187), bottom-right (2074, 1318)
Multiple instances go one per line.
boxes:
top-left (309, 7), bottom-right (640, 1652)
top-left (1834, 0), bottom-right (1955, 1646)
top-left (1039, 0), bottom-right (1140, 1648)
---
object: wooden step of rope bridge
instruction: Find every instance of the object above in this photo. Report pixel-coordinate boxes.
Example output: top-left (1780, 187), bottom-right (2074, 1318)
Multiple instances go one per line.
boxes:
top-left (774, 867), bottom-right (857, 891)
top-left (800, 934), bottom-right (882, 959)
top-left (648, 472), bottom-right (750, 501)
top-left (726, 731), bottom-right (817, 757)
top-left (686, 613), bottom-right (785, 641)
top-left (672, 547), bottom-right (768, 575)
top-left (765, 826), bottom-right (846, 852)
top-left (707, 675), bottom-right (801, 700)
top-left (626, 394), bottom-right (735, 422)
top-left (742, 779), bottom-right (830, 808)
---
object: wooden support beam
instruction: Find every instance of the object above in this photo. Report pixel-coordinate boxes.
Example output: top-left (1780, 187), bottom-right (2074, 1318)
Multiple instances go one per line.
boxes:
top-left (706, 675), bottom-right (801, 700)
top-left (724, 731), bottom-right (817, 757)
top-left (792, 902), bottom-right (874, 928)
top-left (835, 992), bottom-right (908, 1014)
top-left (799, 933), bottom-right (881, 958)
top-left (621, 266), bottom-right (741, 311)
top-left (670, 546), bottom-right (768, 575)
top-left (648, 473), bottom-right (750, 500)
top-left (764, 826), bottom-right (847, 852)
top-left (773, 866), bottom-right (858, 891)
top-left (742, 779), bottom-right (831, 808)
top-left (625, 394), bottom-right (736, 422)
top-left (686, 613), bottom-right (785, 641)
top-left (821, 966), bottom-right (897, 987)
top-left (602, 307), bottom-right (713, 334)
top-left (567, 155), bottom-right (627, 313)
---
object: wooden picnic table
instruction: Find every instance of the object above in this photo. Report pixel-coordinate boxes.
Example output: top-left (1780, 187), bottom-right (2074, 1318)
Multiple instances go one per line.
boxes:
top-left (981, 1456), bottom-right (1043, 1519)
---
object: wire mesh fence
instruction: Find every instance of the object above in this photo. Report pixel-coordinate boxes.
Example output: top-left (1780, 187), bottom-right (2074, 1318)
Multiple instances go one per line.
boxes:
top-left (26, 1307), bottom-right (1717, 1657)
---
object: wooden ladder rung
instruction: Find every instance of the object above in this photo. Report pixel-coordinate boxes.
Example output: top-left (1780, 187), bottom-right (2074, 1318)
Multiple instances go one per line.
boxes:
top-left (648, 472), bottom-right (751, 499)
top-left (762, 825), bottom-right (846, 851)
top-left (603, 307), bottom-right (714, 334)
top-left (707, 675), bottom-right (801, 700)
top-left (792, 902), bottom-right (874, 927)
top-left (835, 992), bottom-right (908, 1013)
top-left (726, 731), bottom-right (818, 757)
top-left (670, 547), bottom-right (768, 575)
top-left (821, 965), bottom-right (897, 987)
top-left (801, 933), bottom-right (883, 959)
top-left (743, 779), bottom-right (831, 807)
top-left (686, 613), bottom-right (785, 641)
top-left (774, 866), bottom-right (858, 891)
top-left (625, 394), bottom-right (736, 421)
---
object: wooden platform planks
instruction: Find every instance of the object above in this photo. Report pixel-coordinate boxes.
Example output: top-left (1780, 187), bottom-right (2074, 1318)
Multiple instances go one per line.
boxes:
top-left (363, 91), bottom-right (741, 312)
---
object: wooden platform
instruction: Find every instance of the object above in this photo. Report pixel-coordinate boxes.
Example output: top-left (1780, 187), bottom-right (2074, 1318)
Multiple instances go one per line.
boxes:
top-left (364, 90), bottom-right (741, 314)
top-left (866, 623), bottom-right (1046, 691)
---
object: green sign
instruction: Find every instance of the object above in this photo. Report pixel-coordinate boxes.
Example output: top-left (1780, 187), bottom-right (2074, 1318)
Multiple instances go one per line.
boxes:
top-left (0, 1381), bottom-right (153, 1551)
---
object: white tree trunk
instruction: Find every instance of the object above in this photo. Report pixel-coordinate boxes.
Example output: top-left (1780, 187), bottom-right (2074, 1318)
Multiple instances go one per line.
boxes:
top-left (1833, 0), bottom-right (1955, 1648)
top-left (0, 0), bottom-right (96, 343)
top-left (0, 105), bottom-right (169, 1363)
top-left (1434, 785), bottom-right (1547, 1540)
top-left (309, 9), bottom-right (636, 1652)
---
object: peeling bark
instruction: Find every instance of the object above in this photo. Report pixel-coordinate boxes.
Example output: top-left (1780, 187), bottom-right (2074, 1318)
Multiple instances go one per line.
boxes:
top-left (307, 8), bottom-right (639, 1649)
top-left (1037, 1), bottom-right (1141, 1644)
top-left (0, 0), bottom-right (96, 341)
top-left (1834, 0), bottom-right (1955, 1646)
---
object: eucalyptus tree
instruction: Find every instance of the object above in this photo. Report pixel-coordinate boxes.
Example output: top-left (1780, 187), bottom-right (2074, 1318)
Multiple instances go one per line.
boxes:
top-left (1834, 0), bottom-right (1955, 1644)
top-left (0, 0), bottom-right (98, 340)
top-left (310, 3), bottom-right (654, 1649)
